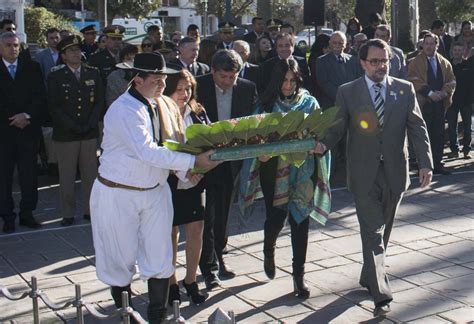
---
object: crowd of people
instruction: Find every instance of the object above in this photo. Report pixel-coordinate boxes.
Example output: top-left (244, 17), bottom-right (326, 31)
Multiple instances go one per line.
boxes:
top-left (0, 14), bottom-right (473, 322)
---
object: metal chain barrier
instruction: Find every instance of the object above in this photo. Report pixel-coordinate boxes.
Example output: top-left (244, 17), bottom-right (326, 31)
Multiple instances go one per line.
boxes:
top-left (0, 276), bottom-right (147, 323)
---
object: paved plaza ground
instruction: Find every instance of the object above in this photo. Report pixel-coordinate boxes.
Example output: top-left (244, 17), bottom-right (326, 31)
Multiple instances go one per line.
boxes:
top-left (1, 154), bottom-right (473, 323)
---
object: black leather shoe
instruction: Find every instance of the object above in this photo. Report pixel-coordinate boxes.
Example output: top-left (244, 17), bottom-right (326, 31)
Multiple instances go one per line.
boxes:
top-left (168, 283), bottom-right (181, 307)
top-left (464, 151), bottom-right (472, 159)
top-left (83, 214), bottom-right (91, 221)
top-left (204, 274), bottom-right (220, 290)
top-left (61, 218), bottom-right (75, 226)
top-left (19, 211), bottom-right (42, 229)
top-left (433, 167), bottom-right (451, 175)
top-left (3, 220), bottom-right (15, 233)
top-left (182, 280), bottom-right (207, 305)
top-left (293, 273), bottom-right (310, 299)
top-left (373, 302), bottom-right (391, 317)
top-left (218, 262), bottom-right (236, 279)
top-left (264, 256), bottom-right (276, 280)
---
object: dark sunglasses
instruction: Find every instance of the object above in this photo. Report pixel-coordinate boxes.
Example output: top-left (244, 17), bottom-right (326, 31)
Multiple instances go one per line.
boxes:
top-left (142, 43), bottom-right (153, 47)
top-left (6, 27), bottom-right (16, 32)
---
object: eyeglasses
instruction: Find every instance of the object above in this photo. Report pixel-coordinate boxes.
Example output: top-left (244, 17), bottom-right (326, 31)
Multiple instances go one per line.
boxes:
top-left (366, 58), bottom-right (389, 66)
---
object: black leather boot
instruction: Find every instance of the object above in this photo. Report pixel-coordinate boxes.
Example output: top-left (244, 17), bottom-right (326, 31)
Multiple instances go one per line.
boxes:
top-left (293, 272), bottom-right (310, 299)
top-left (168, 283), bottom-right (181, 307)
top-left (147, 278), bottom-right (169, 324)
top-left (110, 285), bottom-right (133, 308)
top-left (263, 255), bottom-right (276, 279)
top-left (110, 285), bottom-right (139, 324)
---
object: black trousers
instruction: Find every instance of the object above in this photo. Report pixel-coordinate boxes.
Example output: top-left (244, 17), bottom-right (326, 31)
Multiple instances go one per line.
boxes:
top-left (422, 102), bottom-right (445, 168)
top-left (199, 165), bottom-right (233, 276)
top-left (446, 103), bottom-right (472, 153)
top-left (259, 157), bottom-right (309, 275)
top-left (0, 133), bottom-right (39, 220)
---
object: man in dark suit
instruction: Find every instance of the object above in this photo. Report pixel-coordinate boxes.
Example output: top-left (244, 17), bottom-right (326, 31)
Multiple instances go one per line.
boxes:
top-left (242, 17), bottom-right (267, 44)
top-left (0, 32), bottom-right (47, 233)
top-left (446, 42), bottom-right (472, 159)
top-left (233, 40), bottom-right (258, 84)
top-left (88, 25), bottom-right (125, 87)
top-left (48, 35), bottom-right (104, 227)
top-left (257, 33), bottom-right (311, 94)
top-left (168, 37), bottom-right (210, 76)
top-left (374, 25), bottom-right (407, 79)
top-left (316, 31), bottom-right (361, 110)
top-left (315, 39), bottom-right (433, 317)
top-left (196, 50), bottom-right (257, 290)
top-left (431, 19), bottom-right (453, 59)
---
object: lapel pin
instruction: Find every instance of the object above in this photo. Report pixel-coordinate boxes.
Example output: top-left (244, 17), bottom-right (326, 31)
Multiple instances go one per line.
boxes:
top-left (390, 90), bottom-right (397, 100)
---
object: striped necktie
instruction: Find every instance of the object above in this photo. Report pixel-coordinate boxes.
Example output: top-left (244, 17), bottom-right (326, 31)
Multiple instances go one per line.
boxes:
top-left (373, 83), bottom-right (384, 126)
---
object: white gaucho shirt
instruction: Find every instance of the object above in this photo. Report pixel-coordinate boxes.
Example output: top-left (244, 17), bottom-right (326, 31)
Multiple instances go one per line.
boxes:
top-left (99, 90), bottom-right (195, 188)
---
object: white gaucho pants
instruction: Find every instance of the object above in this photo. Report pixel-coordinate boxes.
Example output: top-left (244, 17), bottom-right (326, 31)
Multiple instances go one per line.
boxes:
top-left (90, 179), bottom-right (174, 287)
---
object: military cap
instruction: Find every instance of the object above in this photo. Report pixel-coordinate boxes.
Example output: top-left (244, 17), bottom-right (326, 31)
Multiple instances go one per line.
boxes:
top-left (154, 40), bottom-right (177, 54)
top-left (218, 21), bottom-right (236, 33)
top-left (103, 25), bottom-right (125, 38)
top-left (57, 35), bottom-right (83, 53)
top-left (127, 52), bottom-right (179, 74)
top-left (80, 24), bottom-right (97, 34)
top-left (266, 19), bottom-right (283, 29)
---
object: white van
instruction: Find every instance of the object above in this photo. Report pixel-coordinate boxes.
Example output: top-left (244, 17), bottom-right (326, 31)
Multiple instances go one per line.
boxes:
top-left (111, 17), bottom-right (162, 44)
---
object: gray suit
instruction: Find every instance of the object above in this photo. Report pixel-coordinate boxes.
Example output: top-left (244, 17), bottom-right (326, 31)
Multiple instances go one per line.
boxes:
top-left (388, 46), bottom-right (407, 80)
top-left (35, 48), bottom-right (59, 84)
top-left (316, 52), bottom-right (360, 109)
top-left (322, 76), bottom-right (433, 305)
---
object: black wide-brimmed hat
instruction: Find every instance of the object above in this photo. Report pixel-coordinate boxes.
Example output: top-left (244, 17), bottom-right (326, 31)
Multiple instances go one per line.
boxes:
top-left (57, 35), bottom-right (83, 53)
top-left (125, 52), bottom-right (179, 74)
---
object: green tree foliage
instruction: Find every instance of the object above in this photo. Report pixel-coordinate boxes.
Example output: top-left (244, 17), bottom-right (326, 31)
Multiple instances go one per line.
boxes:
top-left (105, 0), bottom-right (162, 21)
top-left (191, 0), bottom-right (254, 21)
top-left (436, 0), bottom-right (473, 25)
top-left (24, 6), bottom-right (75, 47)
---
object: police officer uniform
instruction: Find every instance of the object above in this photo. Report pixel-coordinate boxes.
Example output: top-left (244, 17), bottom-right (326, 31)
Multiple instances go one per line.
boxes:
top-left (88, 25), bottom-right (125, 87)
top-left (80, 24), bottom-right (99, 60)
top-left (47, 35), bottom-right (104, 226)
top-left (217, 22), bottom-right (236, 50)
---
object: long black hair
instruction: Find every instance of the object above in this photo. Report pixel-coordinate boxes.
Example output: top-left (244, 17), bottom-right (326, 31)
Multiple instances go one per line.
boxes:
top-left (259, 58), bottom-right (303, 112)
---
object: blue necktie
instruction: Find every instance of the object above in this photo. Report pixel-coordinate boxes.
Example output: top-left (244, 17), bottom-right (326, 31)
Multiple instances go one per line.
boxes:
top-left (429, 57), bottom-right (437, 77)
top-left (8, 64), bottom-right (16, 79)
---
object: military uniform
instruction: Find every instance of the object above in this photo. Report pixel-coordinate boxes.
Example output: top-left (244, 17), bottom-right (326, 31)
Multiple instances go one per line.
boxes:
top-left (88, 25), bottom-right (125, 87)
top-left (80, 24), bottom-right (99, 60)
top-left (47, 35), bottom-right (104, 226)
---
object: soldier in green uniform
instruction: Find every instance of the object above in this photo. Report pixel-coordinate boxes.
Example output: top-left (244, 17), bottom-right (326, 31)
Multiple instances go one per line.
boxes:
top-left (80, 24), bottom-right (99, 60)
top-left (88, 25), bottom-right (125, 87)
top-left (47, 35), bottom-right (104, 226)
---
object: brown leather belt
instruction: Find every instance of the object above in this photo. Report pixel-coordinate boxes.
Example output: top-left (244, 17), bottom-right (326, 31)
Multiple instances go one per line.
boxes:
top-left (97, 175), bottom-right (159, 191)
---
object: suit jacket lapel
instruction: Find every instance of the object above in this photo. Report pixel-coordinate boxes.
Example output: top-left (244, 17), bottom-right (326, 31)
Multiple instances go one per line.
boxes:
top-left (0, 61), bottom-right (14, 82)
top-left (383, 77), bottom-right (395, 126)
top-left (207, 78), bottom-right (218, 121)
top-left (359, 77), bottom-right (375, 111)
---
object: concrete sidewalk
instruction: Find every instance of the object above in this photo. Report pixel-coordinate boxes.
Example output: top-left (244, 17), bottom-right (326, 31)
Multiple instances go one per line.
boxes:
top-left (1, 163), bottom-right (473, 323)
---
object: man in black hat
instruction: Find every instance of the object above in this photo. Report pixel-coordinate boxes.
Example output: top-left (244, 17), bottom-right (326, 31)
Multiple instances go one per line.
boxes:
top-left (217, 21), bottom-right (236, 50)
top-left (88, 25), bottom-right (125, 88)
top-left (266, 18), bottom-right (283, 45)
top-left (80, 24), bottom-right (99, 60)
top-left (47, 35), bottom-right (104, 227)
top-left (90, 52), bottom-right (220, 323)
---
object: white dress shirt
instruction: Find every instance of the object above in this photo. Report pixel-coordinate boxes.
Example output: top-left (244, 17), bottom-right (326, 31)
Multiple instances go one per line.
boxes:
top-left (99, 91), bottom-right (195, 188)
top-left (3, 57), bottom-right (18, 71)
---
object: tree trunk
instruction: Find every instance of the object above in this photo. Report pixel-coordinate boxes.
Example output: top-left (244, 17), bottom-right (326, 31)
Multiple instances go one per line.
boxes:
top-left (396, 0), bottom-right (414, 51)
top-left (418, 0), bottom-right (436, 31)
top-left (355, 0), bottom-right (386, 28)
top-left (257, 0), bottom-right (272, 21)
